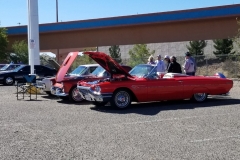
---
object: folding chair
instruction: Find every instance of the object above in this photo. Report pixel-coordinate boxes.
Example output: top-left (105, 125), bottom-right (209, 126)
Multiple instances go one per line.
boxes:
top-left (16, 75), bottom-right (38, 100)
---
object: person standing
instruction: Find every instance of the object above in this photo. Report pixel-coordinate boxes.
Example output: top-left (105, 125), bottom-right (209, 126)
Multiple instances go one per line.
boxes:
top-left (156, 55), bottom-right (165, 75)
top-left (167, 56), bottom-right (182, 73)
top-left (182, 52), bottom-right (195, 76)
top-left (147, 55), bottom-right (156, 65)
top-left (185, 52), bottom-right (197, 75)
top-left (164, 55), bottom-right (171, 72)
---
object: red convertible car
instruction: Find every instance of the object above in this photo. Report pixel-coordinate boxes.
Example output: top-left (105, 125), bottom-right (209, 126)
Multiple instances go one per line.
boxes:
top-left (77, 52), bottom-right (233, 109)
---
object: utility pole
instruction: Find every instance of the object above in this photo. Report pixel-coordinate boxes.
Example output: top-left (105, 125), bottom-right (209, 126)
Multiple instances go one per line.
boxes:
top-left (56, 0), bottom-right (58, 22)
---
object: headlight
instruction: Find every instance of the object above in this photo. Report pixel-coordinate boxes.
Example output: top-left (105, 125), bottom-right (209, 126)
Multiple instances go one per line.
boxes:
top-left (95, 86), bottom-right (101, 92)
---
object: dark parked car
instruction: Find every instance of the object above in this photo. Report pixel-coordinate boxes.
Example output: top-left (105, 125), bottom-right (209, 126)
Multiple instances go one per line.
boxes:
top-left (0, 64), bottom-right (22, 72)
top-left (0, 65), bottom-right (57, 85)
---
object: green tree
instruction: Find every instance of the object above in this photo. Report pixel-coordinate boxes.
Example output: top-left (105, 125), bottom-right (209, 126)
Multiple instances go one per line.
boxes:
top-left (71, 49), bottom-right (96, 70)
top-left (11, 40), bottom-right (28, 64)
top-left (186, 40), bottom-right (207, 56)
top-left (128, 44), bottom-right (155, 67)
top-left (0, 28), bottom-right (9, 62)
top-left (213, 39), bottom-right (235, 61)
top-left (109, 45), bottom-right (122, 63)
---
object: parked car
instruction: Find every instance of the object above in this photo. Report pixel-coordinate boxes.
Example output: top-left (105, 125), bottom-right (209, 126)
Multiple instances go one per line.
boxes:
top-left (36, 59), bottom-right (61, 95)
top-left (77, 52), bottom-right (233, 109)
top-left (51, 64), bottom-right (132, 102)
top-left (0, 64), bottom-right (22, 72)
top-left (37, 52), bottom-right (99, 96)
top-left (0, 65), bottom-right (57, 85)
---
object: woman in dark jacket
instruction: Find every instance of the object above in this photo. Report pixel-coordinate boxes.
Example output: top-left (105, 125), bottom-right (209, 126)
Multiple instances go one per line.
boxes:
top-left (167, 56), bottom-right (182, 73)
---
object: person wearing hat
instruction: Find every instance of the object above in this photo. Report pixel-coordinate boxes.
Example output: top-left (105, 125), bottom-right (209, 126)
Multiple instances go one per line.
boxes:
top-left (183, 52), bottom-right (195, 76)
top-left (167, 56), bottom-right (182, 73)
top-left (164, 55), bottom-right (171, 72)
top-left (156, 55), bottom-right (165, 75)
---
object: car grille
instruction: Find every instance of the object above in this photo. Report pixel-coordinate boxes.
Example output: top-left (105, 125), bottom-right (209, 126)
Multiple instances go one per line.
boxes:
top-left (79, 88), bottom-right (90, 95)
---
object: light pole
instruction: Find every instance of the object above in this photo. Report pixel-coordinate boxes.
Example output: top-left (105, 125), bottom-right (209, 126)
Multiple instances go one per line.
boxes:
top-left (27, 0), bottom-right (40, 74)
top-left (56, 0), bottom-right (60, 63)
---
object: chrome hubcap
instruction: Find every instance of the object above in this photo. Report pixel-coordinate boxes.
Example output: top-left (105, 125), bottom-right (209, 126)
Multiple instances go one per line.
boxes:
top-left (72, 88), bottom-right (83, 102)
top-left (115, 91), bottom-right (130, 108)
top-left (194, 93), bottom-right (207, 101)
top-left (6, 77), bottom-right (13, 84)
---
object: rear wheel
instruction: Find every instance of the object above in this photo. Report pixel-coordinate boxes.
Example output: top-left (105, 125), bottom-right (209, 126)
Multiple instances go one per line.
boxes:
top-left (69, 86), bottom-right (84, 103)
top-left (110, 89), bottom-right (132, 109)
top-left (4, 76), bottom-right (15, 85)
top-left (191, 93), bottom-right (208, 102)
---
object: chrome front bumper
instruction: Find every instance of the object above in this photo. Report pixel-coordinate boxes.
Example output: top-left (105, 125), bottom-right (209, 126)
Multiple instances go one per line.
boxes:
top-left (77, 85), bottom-right (112, 102)
top-left (36, 80), bottom-right (46, 89)
top-left (50, 86), bottom-right (69, 97)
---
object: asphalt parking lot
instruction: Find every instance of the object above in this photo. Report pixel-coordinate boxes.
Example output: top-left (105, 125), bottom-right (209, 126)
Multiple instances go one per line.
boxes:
top-left (0, 82), bottom-right (240, 160)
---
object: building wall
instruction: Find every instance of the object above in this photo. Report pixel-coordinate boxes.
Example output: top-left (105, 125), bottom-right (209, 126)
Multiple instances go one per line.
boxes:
top-left (98, 40), bottom-right (215, 59)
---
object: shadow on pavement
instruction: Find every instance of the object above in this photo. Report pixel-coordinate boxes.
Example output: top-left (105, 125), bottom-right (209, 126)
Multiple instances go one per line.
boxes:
top-left (90, 97), bottom-right (240, 115)
top-left (41, 95), bottom-right (59, 100)
top-left (56, 99), bottom-right (91, 105)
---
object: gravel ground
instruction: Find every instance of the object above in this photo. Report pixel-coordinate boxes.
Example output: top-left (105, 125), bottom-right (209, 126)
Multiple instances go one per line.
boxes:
top-left (0, 81), bottom-right (240, 160)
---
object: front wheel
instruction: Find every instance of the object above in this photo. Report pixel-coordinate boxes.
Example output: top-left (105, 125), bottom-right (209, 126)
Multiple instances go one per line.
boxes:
top-left (4, 76), bottom-right (15, 85)
top-left (110, 90), bottom-right (132, 109)
top-left (69, 86), bottom-right (84, 103)
top-left (191, 93), bottom-right (208, 102)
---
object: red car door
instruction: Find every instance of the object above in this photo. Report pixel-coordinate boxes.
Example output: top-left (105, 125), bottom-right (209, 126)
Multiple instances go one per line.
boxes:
top-left (147, 78), bottom-right (184, 101)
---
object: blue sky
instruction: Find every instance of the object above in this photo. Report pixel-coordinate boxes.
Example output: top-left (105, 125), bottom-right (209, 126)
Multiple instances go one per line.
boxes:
top-left (0, 0), bottom-right (240, 27)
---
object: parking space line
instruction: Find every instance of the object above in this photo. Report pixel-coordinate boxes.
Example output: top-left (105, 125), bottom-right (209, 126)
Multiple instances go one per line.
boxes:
top-left (190, 135), bottom-right (240, 143)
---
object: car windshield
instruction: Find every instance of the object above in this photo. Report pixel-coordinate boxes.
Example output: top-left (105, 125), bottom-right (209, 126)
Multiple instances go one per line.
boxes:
top-left (0, 64), bottom-right (9, 70)
top-left (146, 67), bottom-right (159, 79)
top-left (91, 66), bottom-right (106, 77)
top-left (1, 64), bottom-right (20, 71)
top-left (69, 66), bottom-right (87, 76)
top-left (13, 65), bottom-right (25, 72)
top-left (129, 64), bottom-right (155, 78)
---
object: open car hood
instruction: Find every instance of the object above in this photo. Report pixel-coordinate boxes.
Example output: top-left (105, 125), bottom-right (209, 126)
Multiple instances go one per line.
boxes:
top-left (84, 52), bottom-right (133, 78)
top-left (48, 59), bottom-right (60, 70)
top-left (55, 52), bottom-right (78, 82)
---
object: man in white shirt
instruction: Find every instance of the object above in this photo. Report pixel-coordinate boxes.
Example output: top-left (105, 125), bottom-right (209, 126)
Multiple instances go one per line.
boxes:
top-left (183, 52), bottom-right (195, 76)
top-left (156, 55), bottom-right (165, 76)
